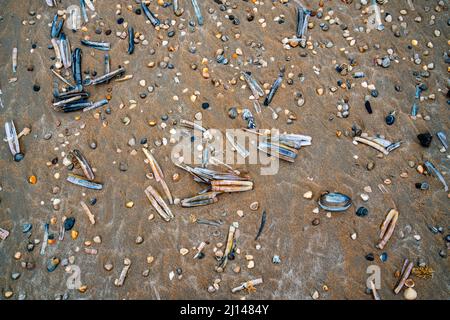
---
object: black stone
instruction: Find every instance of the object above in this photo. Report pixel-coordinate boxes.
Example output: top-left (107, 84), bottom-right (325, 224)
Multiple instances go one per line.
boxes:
top-left (140, 138), bottom-right (147, 144)
top-left (365, 253), bottom-right (374, 261)
top-left (89, 198), bottom-right (97, 205)
top-left (417, 132), bottom-right (432, 147)
top-left (33, 85), bottom-right (40, 92)
top-left (202, 102), bottom-right (209, 110)
top-left (117, 17), bottom-right (124, 24)
top-left (105, 29), bottom-right (112, 36)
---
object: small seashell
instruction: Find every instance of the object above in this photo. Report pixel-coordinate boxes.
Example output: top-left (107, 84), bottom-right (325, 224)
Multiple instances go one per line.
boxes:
top-left (404, 287), bottom-right (417, 300)
top-left (249, 201), bottom-right (259, 211)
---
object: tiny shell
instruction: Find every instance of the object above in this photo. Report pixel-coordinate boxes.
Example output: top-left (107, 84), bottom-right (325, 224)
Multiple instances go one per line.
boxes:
top-left (405, 279), bottom-right (415, 288)
top-left (404, 287), bottom-right (417, 300)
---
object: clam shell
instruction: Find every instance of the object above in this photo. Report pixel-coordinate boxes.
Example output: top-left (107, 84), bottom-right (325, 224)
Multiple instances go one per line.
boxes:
top-left (318, 192), bottom-right (352, 212)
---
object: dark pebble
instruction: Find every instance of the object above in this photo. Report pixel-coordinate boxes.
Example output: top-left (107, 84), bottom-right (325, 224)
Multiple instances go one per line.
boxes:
top-left (33, 85), bottom-right (40, 92)
top-left (370, 89), bottom-right (379, 98)
top-left (105, 29), bottom-right (112, 36)
top-left (64, 217), bottom-right (76, 231)
top-left (140, 138), bottom-right (147, 144)
top-left (135, 8), bottom-right (141, 15)
top-left (356, 207), bottom-right (369, 217)
top-left (417, 132), bottom-right (432, 147)
top-left (380, 252), bottom-right (388, 262)
top-left (365, 253), bottom-right (374, 261)
top-left (168, 31), bottom-right (175, 37)
top-left (395, 85), bottom-right (401, 92)
top-left (176, 268), bottom-right (182, 275)
top-left (445, 234), bottom-right (450, 243)
top-left (89, 198), bottom-right (97, 206)
top-left (67, 163), bottom-right (74, 171)
top-left (140, 92), bottom-right (147, 99)
top-left (90, 141), bottom-right (97, 149)
top-left (31, 43), bottom-right (37, 49)
top-left (51, 157), bottom-right (58, 165)
top-left (161, 115), bottom-right (169, 121)
top-left (27, 65), bottom-right (34, 72)
top-left (95, 28), bottom-right (102, 35)
top-left (119, 162), bottom-right (128, 172)
top-left (117, 17), bottom-right (124, 24)
top-left (202, 102), bottom-right (210, 110)
top-left (105, 107), bottom-right (112, 114)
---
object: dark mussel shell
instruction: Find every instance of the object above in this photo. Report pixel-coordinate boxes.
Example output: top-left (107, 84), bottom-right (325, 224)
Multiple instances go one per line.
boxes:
top-left (64, 217), bottom-right (76, 231)
top-left (318, 192), bottom-right (352, 212)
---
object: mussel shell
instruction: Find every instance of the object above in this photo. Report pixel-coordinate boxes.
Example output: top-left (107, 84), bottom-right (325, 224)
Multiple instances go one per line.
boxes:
top-left (22, 223), bottom-right (32, 233)
top-left (64, 217), bottom-right (76, 231)
top-left (356, 207), bottom-right (369, 217)
top-left (14, 153), bottom-right (24, 162)
top-left (318, 192), bottom-right (352, 212)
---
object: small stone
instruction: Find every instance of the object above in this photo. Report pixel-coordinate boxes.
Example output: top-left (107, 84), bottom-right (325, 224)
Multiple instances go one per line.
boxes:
top-left (417, 132), bottom-right (432, 147)
top-left (303, 191), bottom-right (313, 199)
top-left (365, 253), bottom-right (374, 261)
top-left (125, 201), bottom-right (134, 208)
top-left (312, 291), bottom-right (319, 300)
top-left (135, 236), bottom-right (144, 244)
top-left (104, 263), bottom-right (113, 271)
top-left (180, 248), bottom-right (189, 255)
top-left (247, 260), bottom-right (255, 269)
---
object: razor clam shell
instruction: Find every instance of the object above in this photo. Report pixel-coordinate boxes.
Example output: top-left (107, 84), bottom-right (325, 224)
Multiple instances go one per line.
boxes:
top-left (318, 192), bottom-right (352, 212)
top-left (67, 174), bottom-right (103, 190)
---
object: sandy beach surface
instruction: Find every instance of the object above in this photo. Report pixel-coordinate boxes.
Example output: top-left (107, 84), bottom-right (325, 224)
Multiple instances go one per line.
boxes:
top-left (0, 0), bottom-right (448, 300)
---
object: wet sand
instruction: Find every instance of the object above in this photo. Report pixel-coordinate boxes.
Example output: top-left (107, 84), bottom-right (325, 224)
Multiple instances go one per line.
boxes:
top-left (0, 0), bottom-right (449, 300)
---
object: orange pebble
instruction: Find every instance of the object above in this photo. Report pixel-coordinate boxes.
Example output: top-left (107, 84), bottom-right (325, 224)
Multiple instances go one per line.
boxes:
top-left (28, 175), bottom-right (37, 184)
